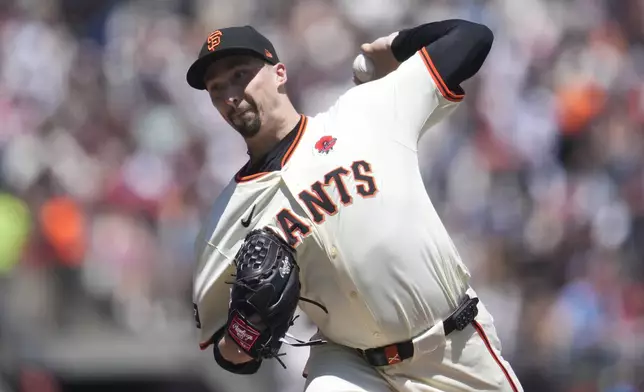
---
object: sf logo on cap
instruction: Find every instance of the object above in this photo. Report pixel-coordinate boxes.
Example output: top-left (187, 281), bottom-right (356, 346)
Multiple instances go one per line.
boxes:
top-left (207, 30), bottom-right (223, 51)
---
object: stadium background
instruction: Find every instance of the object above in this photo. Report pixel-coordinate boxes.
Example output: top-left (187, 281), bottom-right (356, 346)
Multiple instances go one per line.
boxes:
top-left (0, 0), bottom-right (643, 391)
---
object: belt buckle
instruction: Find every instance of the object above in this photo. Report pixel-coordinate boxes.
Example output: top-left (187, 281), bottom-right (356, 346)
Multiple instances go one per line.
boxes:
top-left (359, 345), bottom-right (402, 367)
top-left (383, 344), bottom-right (402, 365)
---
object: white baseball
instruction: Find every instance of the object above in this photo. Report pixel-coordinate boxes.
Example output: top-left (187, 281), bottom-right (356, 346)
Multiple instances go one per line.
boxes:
top-left (352, 53), bottom-right (375, 83)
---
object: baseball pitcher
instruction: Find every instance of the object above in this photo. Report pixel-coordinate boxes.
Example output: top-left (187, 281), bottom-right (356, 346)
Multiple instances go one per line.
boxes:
top-left (187, 19), bottom-right (524, 392)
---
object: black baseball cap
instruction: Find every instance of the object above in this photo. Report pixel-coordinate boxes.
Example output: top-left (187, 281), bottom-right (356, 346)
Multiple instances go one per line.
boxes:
top-left (186, 25), bottom-right (280, 90)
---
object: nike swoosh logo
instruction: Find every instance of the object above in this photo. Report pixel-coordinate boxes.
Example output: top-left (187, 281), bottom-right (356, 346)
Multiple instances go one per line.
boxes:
top-left (241, 205), bottom-right (256, 228)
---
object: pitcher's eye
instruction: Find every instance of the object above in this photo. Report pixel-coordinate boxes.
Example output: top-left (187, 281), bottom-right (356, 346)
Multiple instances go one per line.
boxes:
top-left (210, 83), bottom-right (224, 94)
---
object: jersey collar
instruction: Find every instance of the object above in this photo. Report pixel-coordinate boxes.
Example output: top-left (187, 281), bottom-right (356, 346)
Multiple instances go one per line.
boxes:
top-left (235, 114), bottom-right (308, 183)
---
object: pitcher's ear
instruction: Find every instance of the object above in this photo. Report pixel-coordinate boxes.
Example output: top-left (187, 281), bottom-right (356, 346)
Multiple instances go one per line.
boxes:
top-left (274, 63), bottom-right (288, 86)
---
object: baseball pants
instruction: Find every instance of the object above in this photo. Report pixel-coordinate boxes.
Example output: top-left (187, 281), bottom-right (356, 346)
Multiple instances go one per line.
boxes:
top-left (303, 291), bottom-right (523, 392)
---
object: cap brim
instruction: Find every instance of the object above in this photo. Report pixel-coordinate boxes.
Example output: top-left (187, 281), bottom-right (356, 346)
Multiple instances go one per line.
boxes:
top-left (186, 48), bottom-right (276, 90)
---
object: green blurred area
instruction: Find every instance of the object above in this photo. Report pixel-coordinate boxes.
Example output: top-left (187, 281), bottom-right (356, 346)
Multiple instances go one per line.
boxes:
top-left (0, 193), bottom-right (31, 274)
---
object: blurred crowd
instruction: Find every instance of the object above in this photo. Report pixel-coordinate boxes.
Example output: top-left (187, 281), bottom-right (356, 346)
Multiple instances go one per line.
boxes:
top-left (0, 0), bottom-right (643, 391)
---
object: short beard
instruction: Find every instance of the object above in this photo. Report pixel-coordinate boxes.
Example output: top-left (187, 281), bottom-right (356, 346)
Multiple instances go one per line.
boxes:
top-left (235, 116), bottom-right (261, 138)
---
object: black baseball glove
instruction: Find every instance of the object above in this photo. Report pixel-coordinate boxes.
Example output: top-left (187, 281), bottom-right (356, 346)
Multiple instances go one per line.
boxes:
top-left (225, 228), bottom-right (303, 365)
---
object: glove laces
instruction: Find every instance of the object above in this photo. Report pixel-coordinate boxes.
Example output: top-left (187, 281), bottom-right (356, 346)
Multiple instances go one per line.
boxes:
top-left (225, 275), bottom-right (329, 369)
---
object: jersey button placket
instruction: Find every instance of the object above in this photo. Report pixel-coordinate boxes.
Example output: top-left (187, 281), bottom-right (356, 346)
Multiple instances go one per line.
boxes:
top-left (330, 247), bottom-right (357, 301)
top-left (329, 244), bottom-right (373, 338)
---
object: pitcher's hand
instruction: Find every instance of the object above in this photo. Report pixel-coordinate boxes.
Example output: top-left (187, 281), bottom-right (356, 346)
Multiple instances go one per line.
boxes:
top-left (355, 32), bottom-right (401, 84)
top-left (218, 333), bottom-right (254, 364)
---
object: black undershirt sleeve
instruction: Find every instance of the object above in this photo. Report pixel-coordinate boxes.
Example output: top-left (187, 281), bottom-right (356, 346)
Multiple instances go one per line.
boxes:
top-left (390, 19), bottom-right (494, 95)
top-left (211, 326), bottom-right (262, 374)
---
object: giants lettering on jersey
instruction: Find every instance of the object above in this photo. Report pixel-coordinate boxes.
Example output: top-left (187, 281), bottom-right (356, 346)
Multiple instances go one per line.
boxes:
top-left (277, 160), bottom-right (378, 246)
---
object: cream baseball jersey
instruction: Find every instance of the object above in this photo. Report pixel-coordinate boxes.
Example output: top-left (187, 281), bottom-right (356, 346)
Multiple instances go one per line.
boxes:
top-left (193, 49), bottom-right (472, 351)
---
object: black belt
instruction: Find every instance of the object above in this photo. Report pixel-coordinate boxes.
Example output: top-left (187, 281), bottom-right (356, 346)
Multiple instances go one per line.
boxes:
top-left (356, 295), bottom-right (479, 367)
